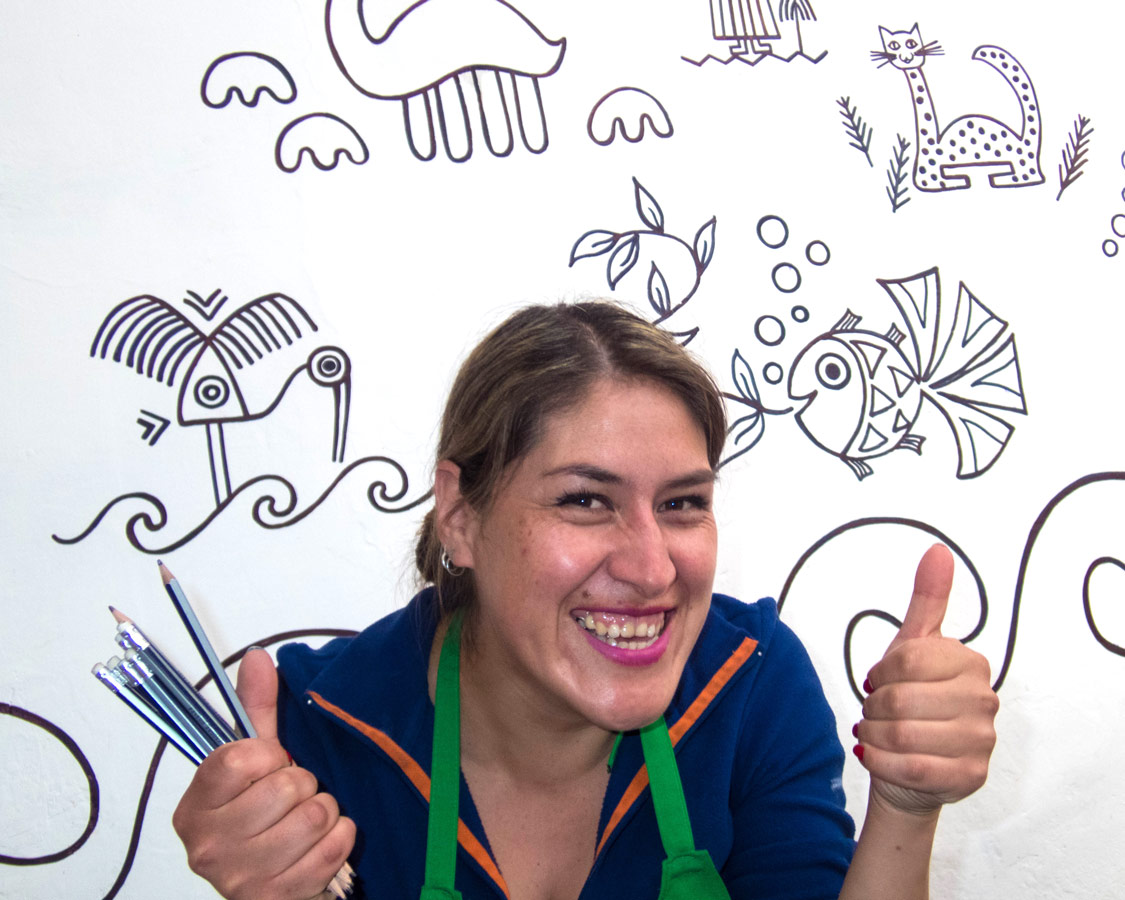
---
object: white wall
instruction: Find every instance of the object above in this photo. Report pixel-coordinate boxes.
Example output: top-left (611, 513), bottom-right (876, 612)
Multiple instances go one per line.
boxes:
top-left (3, 1), bottom-right (1123, 897)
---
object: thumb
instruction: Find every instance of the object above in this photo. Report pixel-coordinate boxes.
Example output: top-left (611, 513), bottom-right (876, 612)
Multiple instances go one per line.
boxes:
top-left (887, 543), bottom-right (953, 652)
top-left (235, 647), bottom-right (280, 742)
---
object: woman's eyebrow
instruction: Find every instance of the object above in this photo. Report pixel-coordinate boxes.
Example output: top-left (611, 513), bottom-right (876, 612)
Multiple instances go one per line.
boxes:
top-left (542, 464), bottom-right (716, 489)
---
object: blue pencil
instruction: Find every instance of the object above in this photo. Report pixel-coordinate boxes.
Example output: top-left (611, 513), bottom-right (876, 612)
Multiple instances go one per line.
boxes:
top-left (158, 561), bottom-right (256, 739)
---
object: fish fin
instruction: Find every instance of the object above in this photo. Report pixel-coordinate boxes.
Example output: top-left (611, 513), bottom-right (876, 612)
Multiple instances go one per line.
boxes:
top-left (833, 309), bottom-right (863, 332)
top-left (898, 433), bottom-right (925, 454)
top-left (877, 268), bottom-right (940, 379)
top-left (931, 334), bottom-right (1027, 414)
top-left (922, 392), bottom-right (1016, 477)
top-left (842, 456), bottom-right (874, 480)
top-left (927, 281), bottom-right (1009, 385)
top-left (885, 323), bottom-right (907, 346)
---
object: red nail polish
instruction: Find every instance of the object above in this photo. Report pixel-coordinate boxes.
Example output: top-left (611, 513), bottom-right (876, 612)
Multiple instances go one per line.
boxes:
top-left (852, 745), bottom-right (865, 762)
top-left (863, 678), bottom-right (873, 694)
top-left (286, 750), bottom-right (294, 766)
top-left (852, 722), bottom-right (860, 738)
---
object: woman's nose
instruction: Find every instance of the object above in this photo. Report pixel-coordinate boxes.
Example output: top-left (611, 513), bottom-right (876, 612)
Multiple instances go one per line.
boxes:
top-left (606, 513), bottom-right (676, 597)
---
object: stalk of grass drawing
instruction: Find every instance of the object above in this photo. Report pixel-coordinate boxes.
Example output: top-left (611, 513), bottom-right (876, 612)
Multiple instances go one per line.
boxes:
top-left (886, 133), bottom-right (912, 212)
top-left (1056, 114), bottom-right (1093, 201)
top-left (837, 96), bottom-right (873, 167)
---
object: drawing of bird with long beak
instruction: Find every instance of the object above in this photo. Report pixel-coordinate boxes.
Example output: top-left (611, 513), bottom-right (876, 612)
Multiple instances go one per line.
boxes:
top-left (786, 267), bottom-right (1026, 479)
top-left (325, 0), bottom-right (566, 161)
top-left (90, 292), bottom-right (351, 505)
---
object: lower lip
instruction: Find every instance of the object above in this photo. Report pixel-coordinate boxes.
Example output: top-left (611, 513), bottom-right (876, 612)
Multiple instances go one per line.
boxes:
top-left (582, 624), bottom-right (671, 667)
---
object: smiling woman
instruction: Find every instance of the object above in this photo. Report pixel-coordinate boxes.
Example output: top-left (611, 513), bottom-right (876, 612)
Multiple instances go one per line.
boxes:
top-left (171, 301), bottom-right (999, 900)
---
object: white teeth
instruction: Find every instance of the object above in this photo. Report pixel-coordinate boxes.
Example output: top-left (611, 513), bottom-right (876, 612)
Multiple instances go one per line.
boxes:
top-left (585, 614), bottom-right (595, 630)
top-left (595, 620), bottom-right (607, 636)
top-left (621, 621), bottom-right (635, 638)
top-left (575, 610), bottom-right (665, 650)
top-left (647, 624), bottom-right (656, 638)
top-left (607, 623), bottom-right (621, 639)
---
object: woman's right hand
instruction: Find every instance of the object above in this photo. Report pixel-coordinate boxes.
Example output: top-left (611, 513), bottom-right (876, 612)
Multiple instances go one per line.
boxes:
top-left (172, 648), bottom-right (356, 900)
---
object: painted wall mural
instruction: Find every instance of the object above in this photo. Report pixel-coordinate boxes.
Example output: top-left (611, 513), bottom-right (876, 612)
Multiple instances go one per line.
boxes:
top-left (5, 1), bottom-right (1125, 897)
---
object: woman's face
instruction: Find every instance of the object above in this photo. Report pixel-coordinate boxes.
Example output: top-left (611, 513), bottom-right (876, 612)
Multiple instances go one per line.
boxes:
top-left (453, 378), bottom-right (718, 733)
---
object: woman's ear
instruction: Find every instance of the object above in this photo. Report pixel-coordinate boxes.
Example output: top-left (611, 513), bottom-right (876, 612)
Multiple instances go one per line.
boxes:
top-left (433, 460), bottom-right (478, 569)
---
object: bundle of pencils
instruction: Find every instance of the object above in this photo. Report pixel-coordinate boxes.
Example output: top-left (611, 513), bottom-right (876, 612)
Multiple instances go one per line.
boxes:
top-left (92, 561), bottom-right (355, 900)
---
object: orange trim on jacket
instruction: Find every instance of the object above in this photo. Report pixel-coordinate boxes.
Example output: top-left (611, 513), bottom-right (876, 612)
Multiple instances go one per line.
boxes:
top-left (306, 690), bottom-right (512, 899)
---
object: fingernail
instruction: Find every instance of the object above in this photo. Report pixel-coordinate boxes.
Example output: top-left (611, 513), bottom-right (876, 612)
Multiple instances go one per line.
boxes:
top-left (852, 744), bottom-right (865, 762)
top-left (863, 677), bottom-right (873, 694)
top-left (851, 722), bottom-right (860, 739)
top-left (285, 750), bottom-right (294, 766)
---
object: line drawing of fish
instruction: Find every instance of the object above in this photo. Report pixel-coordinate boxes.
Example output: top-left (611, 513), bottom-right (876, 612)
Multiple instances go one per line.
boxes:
top-left (786, 267), bottom-right (1026, 479)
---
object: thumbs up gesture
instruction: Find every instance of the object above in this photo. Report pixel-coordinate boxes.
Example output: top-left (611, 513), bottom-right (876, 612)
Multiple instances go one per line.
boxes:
top-left (172, 649), bottom-right (356, 900)
top-left (853, 544), bottom-right (999, 815)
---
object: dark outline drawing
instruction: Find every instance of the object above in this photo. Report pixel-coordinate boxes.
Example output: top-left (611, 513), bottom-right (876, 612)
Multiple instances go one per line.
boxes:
top-left (723, 268), bottom-right (1027, 480)
top-left (87, 290), bottom-right (351, 505)
top-left (1056, 114), bottom-right (1093, 201)
top-left (776, 472), bottom-right (1125, 701)
top-left (587, 88), bottom-right (673, 146)
top-left (683, 0), bottom-right (826, 66)
top-left (872, 25), bottom-right (1044, 192)
top-left (886, 134), bottom-right (912, 212)
top-left (325, 0), bottom-right (565, 163)
top-left (52, 457), bottom-right (429, 555)
top-left (0, 704), bottom-right (99, 866)
top-left (53, 290), bottom-right (431, 552)
top-left (837, 96), bottom-right (873, 167)
top-left (569, 178), bottom-right (716, 327)
top-left (275, 113), bottom-right (370, 172)
top-left (200, 52), bottom-right (297, 109)
top-left (136, 410), bottom-right (170, 446)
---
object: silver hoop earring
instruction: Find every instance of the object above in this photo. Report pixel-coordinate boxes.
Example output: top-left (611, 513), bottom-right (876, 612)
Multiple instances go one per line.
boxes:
top-left (440, 548), bottom-right (464, 577)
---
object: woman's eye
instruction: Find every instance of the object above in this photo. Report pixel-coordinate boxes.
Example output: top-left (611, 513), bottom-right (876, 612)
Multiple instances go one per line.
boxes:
top-left (660, 495), bottom-right (709, 513)
top-left (557, 492), bottom-right (608, 510)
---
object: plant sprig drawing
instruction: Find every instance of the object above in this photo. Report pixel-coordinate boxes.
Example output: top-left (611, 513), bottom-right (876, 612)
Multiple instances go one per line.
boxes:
top-left (570, 178), bottom-right (716, 324)
top-left (886, 134), bottom-right (912, 212)
top-left (1056, 114), bottom-right (1093, 201)
top-left (837, 96), bottom-right (873, 167)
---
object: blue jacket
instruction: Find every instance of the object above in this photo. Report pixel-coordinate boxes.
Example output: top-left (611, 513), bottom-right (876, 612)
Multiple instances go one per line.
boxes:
top-left (277, 591), bottom-right (855, 899)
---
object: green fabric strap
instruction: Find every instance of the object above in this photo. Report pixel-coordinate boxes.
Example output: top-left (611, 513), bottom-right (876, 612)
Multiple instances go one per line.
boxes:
top-left (640, 718), bottom-right (731, 900)
top-left (422, 611), bottom-right (464, 900)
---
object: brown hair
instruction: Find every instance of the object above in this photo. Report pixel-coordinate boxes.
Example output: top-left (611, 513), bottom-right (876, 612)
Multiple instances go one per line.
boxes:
top-left (415, 300), bottom-right (726, 616)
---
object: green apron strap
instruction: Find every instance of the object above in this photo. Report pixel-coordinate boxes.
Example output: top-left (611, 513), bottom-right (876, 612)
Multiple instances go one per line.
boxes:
top-left (421, 611), bottom-right (464, 900)
top-left (640, 718), bottom-right (732, 900)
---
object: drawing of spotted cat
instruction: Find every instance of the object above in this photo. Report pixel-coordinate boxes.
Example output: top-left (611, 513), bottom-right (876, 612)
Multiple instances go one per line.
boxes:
top-left (872, 25), bottom-right (1043, 192)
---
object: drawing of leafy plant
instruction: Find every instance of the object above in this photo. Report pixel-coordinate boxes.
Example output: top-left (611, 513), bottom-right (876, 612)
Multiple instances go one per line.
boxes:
top-left (837, 96), bottom-right (873, 167)
top-left (570, 178), bottom-right (716, 323)
top-left (886, 134), bottom-right (911, 212)
top-left (1056, 114), bottom-right (1093, 201)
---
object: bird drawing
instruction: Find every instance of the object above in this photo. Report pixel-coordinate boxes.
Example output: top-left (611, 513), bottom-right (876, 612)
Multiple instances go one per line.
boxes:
top-left (90, 291), bottom-right (351, 506)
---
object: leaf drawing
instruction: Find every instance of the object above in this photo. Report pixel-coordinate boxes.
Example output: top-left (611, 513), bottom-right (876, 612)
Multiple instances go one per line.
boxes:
top-left (694, 217), bottom-right (717, 271)
top-left (647, 263), bottom-right (671, 315)
top-left (633, 178), bottom-right (665, 232)
top-left (837, 96), bottom-right (873, 167)
top-left (569, 230), bottom-right (618, 264)
top-left (607, 234), bottom-right (640, 287)
top-left (886, 133), bottom-right (912, 212)
top-left (731, 349), bottom-right (761, 403)
top-left (1056, 114), bottom-right (1093, 201)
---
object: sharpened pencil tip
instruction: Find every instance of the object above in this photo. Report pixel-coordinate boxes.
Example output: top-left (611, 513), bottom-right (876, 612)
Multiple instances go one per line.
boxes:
top-left (158, 562), bottom-right (173, 585)
top-left (108, 605), bottom-right (131, 625)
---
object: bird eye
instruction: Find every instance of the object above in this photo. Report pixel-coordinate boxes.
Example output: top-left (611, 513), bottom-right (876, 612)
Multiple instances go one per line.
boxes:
top-left (194, 375), bottom-right (230, 408)
top-left (815, 353), bottom-right (851, 390)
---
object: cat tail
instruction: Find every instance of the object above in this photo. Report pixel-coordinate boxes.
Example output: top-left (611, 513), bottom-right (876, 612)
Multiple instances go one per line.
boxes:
top-left (972, 45), bottom-right (1039, 138)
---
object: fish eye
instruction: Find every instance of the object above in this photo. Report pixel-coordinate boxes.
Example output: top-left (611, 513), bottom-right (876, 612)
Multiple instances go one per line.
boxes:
top-left (815, 353), bottom-right (851, 390)
top-left (194, 375), bottom-right (231, 408)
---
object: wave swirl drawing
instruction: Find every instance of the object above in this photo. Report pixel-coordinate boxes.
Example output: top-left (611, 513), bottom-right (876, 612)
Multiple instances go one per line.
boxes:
top-left (52, 456), bottom-right (431, 554)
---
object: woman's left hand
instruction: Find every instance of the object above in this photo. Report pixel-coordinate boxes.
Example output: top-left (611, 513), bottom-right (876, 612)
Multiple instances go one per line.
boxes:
top-left (854, 544), bottom-right (999, 815)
